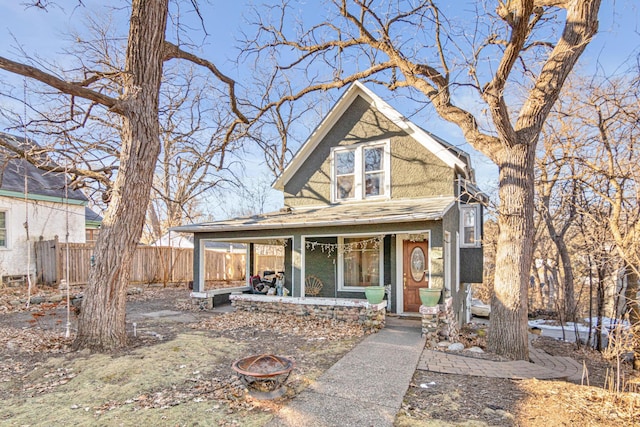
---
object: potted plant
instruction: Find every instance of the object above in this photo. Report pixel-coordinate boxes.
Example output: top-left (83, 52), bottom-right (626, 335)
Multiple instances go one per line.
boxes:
top-left (364, 286), bottom-right (385, 304)
top-left (419, 287), bottom-right (441, 306)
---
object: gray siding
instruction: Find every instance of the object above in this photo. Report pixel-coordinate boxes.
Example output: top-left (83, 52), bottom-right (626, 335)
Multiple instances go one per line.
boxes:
top-left (284, 95), bottom-right (455, 207)
top-left (442, 204), bottom-right (463, 321)
top-left (460, 248), bottom-right (483, 283)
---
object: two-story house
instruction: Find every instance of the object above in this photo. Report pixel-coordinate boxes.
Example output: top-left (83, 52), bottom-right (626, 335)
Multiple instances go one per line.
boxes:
top-left (174, 81), bottom-right (484, 321)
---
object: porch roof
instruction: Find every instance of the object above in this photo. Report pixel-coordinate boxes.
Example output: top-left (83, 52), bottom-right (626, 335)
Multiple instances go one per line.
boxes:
top-left (172, 196), bottom-right (456, 234)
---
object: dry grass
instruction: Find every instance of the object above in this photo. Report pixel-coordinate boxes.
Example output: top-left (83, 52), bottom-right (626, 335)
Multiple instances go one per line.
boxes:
top-left (2, 285), bottom-right (639, 426)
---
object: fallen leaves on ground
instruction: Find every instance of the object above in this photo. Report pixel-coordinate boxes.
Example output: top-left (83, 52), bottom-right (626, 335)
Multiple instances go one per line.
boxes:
top-left (189, 311), bottom-right (366, 341)
top-left (0, 327), bottom-right (73, 354)
top-left (2, 285), bottom-right (639, 427)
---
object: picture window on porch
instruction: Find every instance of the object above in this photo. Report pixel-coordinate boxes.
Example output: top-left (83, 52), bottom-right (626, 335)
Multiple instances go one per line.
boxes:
top-left (332, 140), bottom-right (390, 202)
top-left (460, 205), bottom-right (481, 248)
top-left (338, 236), bottom-right (383, 290)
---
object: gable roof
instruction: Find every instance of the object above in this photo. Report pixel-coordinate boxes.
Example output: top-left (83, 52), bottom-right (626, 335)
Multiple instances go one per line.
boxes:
top-left (273, 81), bottom-right (471, 191)
top-left (85, 207), bottom-right (103, 227)
top-left (172, 196), bottom-right (456, 234)
top-left (0, 132), bottom-right (88, 203)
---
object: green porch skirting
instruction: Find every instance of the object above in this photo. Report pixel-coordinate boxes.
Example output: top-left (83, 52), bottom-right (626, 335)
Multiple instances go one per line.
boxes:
top-left (229, 294), bottom-right (386, 333)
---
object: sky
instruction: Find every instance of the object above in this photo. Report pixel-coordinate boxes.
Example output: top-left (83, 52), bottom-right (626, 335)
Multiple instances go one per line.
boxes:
top-left (1, 1), bottom-right (639, 218)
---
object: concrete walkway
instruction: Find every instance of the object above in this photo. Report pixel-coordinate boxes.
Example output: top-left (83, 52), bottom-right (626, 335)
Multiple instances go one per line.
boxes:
top-left (266, 319), bottom-right (585, 426)
top-left (266, 322), bottom-right (425, 427)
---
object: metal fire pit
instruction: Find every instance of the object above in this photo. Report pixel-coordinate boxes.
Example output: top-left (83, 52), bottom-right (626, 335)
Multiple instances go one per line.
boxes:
top-left (231, 354), bottom-right (295, 400)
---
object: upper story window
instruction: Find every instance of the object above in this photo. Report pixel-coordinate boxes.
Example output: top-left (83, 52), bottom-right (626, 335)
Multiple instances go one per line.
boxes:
top-left (0, 211), bottom-right (6, 248)
top-left (332, 141), bottom-right (390, 202)
top-left (336, 150), bottom-right (356, 199)
top-left (460, 204), bottom-right (481, 247)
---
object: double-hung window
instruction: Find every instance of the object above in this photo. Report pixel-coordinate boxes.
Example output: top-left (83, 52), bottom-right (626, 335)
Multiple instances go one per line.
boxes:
top-left (460, 204), bottom-right (481, 247)
top-left (332, 141), bottom-right (390, 202)
top-left (335, 150), bottom-right (356, 199)
top-left (364, 146), bottom-right (384, 197)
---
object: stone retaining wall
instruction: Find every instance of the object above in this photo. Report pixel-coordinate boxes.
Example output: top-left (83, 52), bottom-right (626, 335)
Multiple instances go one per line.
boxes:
top-left (229, 294), bottom-right (386, 333)
top-left (420, 297), bottom-right (459, 348)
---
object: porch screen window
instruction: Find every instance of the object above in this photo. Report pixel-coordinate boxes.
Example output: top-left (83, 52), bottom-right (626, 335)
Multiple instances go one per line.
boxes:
top-left (0, 212), bottom-right (6, 248)
top-left (460, 205), bottom-right (480, 247)
top-left (342, 237), bottom-right (380, 287)
top-left (333, 140), bottom-right (389, 201)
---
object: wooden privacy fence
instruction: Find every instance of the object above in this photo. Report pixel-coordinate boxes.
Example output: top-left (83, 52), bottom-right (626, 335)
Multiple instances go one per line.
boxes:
top-left (34, 239), bottom-right (284, 286)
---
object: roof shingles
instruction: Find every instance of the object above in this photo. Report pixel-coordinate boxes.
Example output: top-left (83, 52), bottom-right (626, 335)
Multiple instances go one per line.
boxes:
top-left (172, 197), bottom-right (456, 234)
top-left (0, 132), bottom-right (87, 202)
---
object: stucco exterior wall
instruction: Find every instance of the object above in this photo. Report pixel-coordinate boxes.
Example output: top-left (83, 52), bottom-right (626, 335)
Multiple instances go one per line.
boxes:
top-left (0, 196), bottom-right (86, 278)
top-left (284, 95), bottom-right (455, 207)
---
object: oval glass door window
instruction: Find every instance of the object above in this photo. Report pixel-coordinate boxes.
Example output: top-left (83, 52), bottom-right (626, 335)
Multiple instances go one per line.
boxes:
top-left (410, 247), bottom-right (426, 281)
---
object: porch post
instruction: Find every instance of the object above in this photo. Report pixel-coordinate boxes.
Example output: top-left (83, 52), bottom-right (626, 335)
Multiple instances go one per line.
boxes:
top-left (292, 236), bottom-right (302, 297)
top-left (248, 243), bottom-right (255, 275)
top-left (192, 236), bottom-right (205, 293)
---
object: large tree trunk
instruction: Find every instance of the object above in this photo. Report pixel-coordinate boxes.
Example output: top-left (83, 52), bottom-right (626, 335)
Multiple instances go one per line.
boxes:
top-left (74, 0), bottom-right (168, 351)
top-left (488, 144), bottom-right (535, 360)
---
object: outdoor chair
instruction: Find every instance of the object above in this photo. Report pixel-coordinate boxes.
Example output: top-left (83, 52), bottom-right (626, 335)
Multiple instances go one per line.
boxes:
top-left (305, 275), bottom-right (323, 297)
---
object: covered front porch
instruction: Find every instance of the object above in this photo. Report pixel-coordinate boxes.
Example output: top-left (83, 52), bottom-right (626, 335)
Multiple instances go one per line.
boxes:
top-left (172, 197), bottom-right (456, 316)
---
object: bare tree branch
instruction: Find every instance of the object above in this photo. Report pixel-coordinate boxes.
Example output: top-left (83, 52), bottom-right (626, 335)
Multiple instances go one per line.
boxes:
top-left (0, 56), bottom-right (120, 113)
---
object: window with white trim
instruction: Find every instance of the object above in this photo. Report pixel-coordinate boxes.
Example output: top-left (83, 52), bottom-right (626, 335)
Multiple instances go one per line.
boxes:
top-left (335, 150), bottom-right (356, 199)
top-left (338, 236), bottom-right (383, 290)
top-left (460, 205), bottom-right (481, 247)
top-left (0, 211), bottom-right (6, 248)
top-left (332, 141), bottom-right (390, 202)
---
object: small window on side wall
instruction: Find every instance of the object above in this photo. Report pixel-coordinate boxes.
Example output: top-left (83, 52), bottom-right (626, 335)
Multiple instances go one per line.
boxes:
top-left (0, 211), bottom-right (7, 248)
top-left (460, 205), bottom-right (481, 247)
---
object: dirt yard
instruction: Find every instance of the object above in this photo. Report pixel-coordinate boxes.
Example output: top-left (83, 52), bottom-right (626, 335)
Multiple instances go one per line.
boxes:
top-left (1, 284), bottom-right (639, 426)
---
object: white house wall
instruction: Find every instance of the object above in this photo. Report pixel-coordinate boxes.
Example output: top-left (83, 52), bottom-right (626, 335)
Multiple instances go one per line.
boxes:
top-left (0, 196), bottom-right (86, 277)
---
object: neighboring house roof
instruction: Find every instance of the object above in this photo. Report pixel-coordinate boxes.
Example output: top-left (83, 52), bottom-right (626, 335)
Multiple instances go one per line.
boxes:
top-left (85, 207), bottom-right (102, 227)
top-left (153, 232), bottom-right (195, 248)
top-left (172, 196), bottom-right (456, 234)
top-left (152, 232), bottom-right (247, 251)
top-left (0, 132), bottom-right (87, 204)
top-left (273, 81), bottom-right (471, 191)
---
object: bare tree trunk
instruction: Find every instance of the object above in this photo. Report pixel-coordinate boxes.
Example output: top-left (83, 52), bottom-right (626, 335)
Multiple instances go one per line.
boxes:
top-left (542, 263), bottom-right (551, 310)
top-left (551, 259), bottom-right (562, 309)
top-left (542, 216), bottom-right (576, 321)
top-left (586, 254), bottom-right (594, 347)
top-left (558, 240), bottom-right (576, 322)
top-left (531, 266), bottom-right (545, 312)
top-left (596, 262), bottom-right (606, 351)
top-left (74, 0), bottom-right (168, 351)
top-left (488, 144), bottom-right (534, 360)
top-left (624, 263), bottom-right (640, 369)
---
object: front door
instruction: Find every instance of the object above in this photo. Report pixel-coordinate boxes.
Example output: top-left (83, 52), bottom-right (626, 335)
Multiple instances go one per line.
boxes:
top-left (403, 240), bottom-right (429, 312)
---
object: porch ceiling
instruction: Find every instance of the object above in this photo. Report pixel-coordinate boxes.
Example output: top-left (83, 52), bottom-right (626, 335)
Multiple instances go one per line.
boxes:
top-left (172, 196), bottom-right (455, 234)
